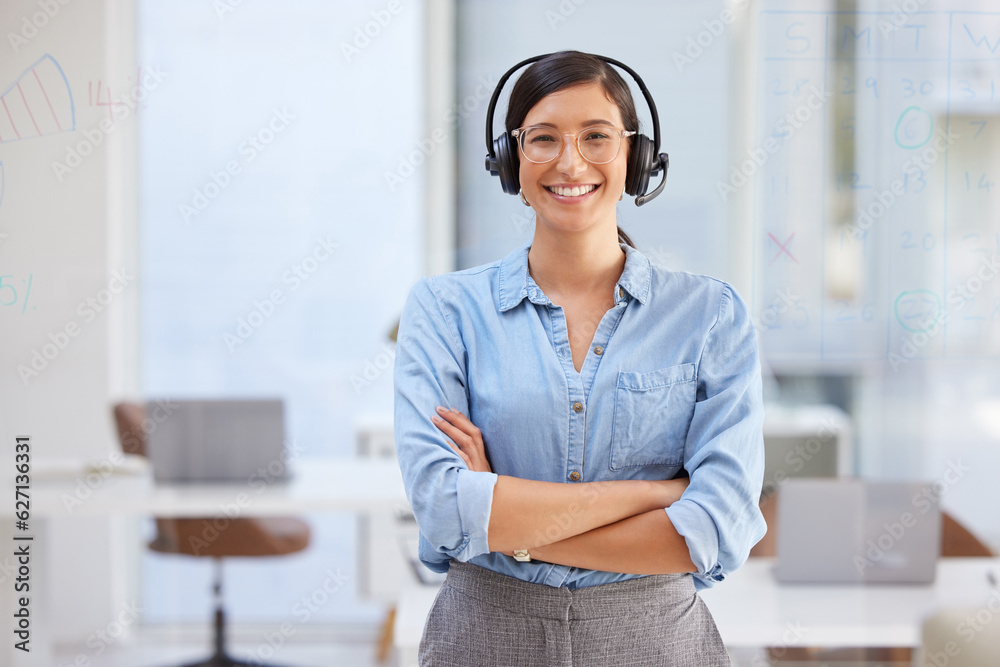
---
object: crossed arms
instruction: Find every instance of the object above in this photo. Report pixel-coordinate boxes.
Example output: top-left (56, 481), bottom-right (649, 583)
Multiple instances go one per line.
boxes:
top-left (432, 406), bottom-right (696, 576)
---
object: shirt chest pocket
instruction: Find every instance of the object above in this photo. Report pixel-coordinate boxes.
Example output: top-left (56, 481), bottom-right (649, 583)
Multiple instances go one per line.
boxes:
top-left (609, 363), bottom-right (697, 471)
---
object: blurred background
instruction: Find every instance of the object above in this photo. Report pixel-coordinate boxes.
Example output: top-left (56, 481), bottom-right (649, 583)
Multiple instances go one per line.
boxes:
top-left (1, 0), bottom-right (998, 665)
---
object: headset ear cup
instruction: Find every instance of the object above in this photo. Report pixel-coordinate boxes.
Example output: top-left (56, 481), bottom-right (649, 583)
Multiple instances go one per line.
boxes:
top-left (625, 134), bottom-right (654, 198)
top-left (494, 133), bottom-right (520, 195)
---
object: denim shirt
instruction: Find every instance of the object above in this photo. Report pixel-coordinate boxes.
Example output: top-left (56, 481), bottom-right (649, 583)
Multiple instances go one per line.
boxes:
top-left (393, 241), bottom-right (766, 590)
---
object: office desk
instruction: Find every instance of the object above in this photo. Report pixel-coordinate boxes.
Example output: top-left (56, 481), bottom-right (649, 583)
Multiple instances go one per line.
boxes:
top-left (24, 457), bottom-right (407, 516)
top-left (700, 557), bottom-right (1000, 647)
top-left (394, 557), bottom-right (1000, 661)
top-left (1, 457), bottom-right (408, 667)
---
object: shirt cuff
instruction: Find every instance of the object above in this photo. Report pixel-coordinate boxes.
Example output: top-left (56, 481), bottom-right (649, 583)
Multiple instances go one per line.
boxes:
top-left (450, 470), bottom-right (498, 562)
top-left (664, 499), bottom-right (725, 586)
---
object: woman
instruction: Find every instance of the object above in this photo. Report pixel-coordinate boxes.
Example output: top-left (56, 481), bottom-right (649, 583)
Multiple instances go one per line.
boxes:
top-left (393, 50), bottom-right (765, 666)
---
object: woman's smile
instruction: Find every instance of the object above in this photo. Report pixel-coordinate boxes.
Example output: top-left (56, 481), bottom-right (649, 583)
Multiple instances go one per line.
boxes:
top-left (543, 183), bottom-right (600, 200)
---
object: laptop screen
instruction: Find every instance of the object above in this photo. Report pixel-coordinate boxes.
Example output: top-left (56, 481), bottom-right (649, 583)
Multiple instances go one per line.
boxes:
top-left (145, 398), bottom-right (288, 484)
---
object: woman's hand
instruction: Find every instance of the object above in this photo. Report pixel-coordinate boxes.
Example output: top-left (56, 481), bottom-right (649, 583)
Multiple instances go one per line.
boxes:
top-left (432, 406), bottom-right (493, 473)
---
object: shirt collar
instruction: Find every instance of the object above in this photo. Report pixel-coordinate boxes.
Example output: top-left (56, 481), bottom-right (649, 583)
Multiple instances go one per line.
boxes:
top-left (497, 240), bottom-right (651, 313)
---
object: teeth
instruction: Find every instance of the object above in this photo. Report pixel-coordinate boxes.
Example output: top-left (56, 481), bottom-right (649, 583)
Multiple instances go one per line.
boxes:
top-left (548, 185), bottom-right (596, 197)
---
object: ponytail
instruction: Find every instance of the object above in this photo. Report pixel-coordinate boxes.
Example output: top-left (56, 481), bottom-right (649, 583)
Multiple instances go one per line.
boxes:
top-left (617, 226), bottom-right (636, 249)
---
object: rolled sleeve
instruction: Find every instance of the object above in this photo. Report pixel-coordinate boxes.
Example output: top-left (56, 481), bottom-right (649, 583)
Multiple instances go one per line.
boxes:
top-left (393, 277), bottom-right (498, 571)
top-left (664, 283), bottom-right (766, 589)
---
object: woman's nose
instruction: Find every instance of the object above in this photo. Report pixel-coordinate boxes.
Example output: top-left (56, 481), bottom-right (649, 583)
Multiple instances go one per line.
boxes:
top-left (555, 134), bottom-right (587, 174)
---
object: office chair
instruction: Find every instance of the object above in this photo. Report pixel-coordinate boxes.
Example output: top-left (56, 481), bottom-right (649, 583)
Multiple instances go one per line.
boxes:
top-left (917, 605), bottom-right (1000, 667)
top-left (113, 402), bottom-right (311, 667)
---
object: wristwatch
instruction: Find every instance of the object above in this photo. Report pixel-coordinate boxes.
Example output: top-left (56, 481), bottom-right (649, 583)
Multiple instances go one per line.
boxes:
top-left (512, 549), bottom-right (531, 562)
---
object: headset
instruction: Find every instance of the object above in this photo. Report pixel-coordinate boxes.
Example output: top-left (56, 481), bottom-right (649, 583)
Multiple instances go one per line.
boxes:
top-left (485, 53), bottom-right (669, 207)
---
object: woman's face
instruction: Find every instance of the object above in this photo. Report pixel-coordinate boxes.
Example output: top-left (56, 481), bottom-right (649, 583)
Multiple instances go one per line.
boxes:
top-left (517, 82), bottom-right (630, 238)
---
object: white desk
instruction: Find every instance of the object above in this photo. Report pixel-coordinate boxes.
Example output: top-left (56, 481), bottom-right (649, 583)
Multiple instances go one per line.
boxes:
top-left (1, 457), bottom-right (408, 667)
top-left (24, 457), bottom-right (407, 517)
top-left (700, 557), bottom-right (1000, 648)
top-left (395, 557), bottom-right (1000, 661)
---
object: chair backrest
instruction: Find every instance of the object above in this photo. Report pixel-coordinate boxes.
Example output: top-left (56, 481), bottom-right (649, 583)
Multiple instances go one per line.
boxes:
top-left (112, 402), bottom-right (182, 549)
top-left (941, 513), bottom-right (995, 557)
top-left (114, 402), bottom-right (148, 457)
top-left (919, 606), bottom-right (1000, 666)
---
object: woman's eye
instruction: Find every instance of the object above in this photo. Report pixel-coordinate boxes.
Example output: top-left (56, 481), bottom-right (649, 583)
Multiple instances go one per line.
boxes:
top-left (529, 134), bottom-right (557, 144)
top-left (584, 131), bottom-right (610, 141)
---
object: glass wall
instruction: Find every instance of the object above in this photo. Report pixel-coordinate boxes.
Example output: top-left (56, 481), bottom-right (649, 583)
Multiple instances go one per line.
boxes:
top-left (455, 0), bottom-right (1000, 550)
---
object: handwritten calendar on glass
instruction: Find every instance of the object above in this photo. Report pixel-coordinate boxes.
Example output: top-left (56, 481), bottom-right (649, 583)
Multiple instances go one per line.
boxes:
top-left (751, 10), bottom-right (1000, 364)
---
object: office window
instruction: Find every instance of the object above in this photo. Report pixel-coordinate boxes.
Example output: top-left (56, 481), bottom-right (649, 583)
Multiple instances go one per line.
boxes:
top-left (138, 0), bottom-right (424, 623)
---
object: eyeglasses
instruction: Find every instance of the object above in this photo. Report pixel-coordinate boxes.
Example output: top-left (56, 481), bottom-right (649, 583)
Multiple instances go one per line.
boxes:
top-left (511, 125), bottom-right (636, 165)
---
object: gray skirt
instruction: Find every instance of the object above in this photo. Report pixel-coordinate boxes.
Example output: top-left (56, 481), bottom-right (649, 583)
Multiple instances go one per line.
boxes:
top-left (419, 560), bottom-right (729, 667)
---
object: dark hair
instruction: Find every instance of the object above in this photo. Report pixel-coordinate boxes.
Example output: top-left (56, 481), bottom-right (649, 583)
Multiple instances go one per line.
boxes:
top-left (505, 50), bottom-right (638, 249)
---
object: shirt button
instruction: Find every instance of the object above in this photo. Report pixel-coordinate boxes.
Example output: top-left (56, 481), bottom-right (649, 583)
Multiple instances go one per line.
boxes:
top-left (618, 286), bottom-right (625, 298)
top-left (594, 346), bottom-right (604, 356)
top-left (572, 402), bottom-right (583, 413)
top-left (569, 471), bottom-right (581, 481)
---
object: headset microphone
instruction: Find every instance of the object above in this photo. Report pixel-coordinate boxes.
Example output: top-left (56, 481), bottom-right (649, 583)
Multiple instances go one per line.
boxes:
top-left (485, 53), bottom-right (669, 207)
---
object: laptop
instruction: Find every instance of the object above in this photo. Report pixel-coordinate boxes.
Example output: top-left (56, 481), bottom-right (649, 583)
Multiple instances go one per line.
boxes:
top-left (145, 398), bottom-right (289, 483)
top-left (775, 479), bottom-right (941, 584)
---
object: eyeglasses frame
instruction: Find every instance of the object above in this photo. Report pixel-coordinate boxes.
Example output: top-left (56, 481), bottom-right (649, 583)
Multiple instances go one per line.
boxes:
top-left (510, 125), bottom-right (637, 165)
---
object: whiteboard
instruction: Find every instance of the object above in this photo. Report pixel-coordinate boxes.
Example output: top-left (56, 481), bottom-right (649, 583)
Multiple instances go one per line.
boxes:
top-left (750, 3), bottom-right (1000, 551)
top-left (752, 7), bottom-right (1000, 364)
top-left (0, 0), bottom-right (140, 656)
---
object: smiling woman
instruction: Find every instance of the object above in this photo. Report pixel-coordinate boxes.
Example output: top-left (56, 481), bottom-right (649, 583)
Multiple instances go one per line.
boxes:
top-left (393, 51), bottom-right (765, 666)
